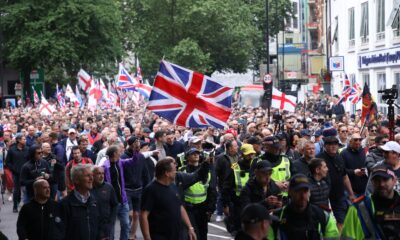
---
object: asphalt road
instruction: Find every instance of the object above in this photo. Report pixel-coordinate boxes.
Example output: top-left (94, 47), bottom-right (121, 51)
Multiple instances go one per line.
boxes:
top-left (0, 195), bottom-right (232, 240)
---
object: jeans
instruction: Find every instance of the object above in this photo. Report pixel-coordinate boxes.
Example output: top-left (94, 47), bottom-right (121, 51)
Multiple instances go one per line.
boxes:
top-left (12, 173), bottom-right (21, 209)
top-left (111, 202), bottom-right (130, 240)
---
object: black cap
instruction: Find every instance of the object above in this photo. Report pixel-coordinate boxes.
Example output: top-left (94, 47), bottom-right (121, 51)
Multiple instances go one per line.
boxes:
top-left (371, 165), bottom-right (396, 179)
top-left (323, 136), bottom-right (339, 145)
top-left (140, 140), bottom-right (150, 148)
top-left (289, 174), bottom-right (311, 191)
top-left (127, 136), bottom-right (138, 146)
top-left (143, 127), bottom-right (152, 133)
top-left (185, 148), bottom-right (200, 156)
top-left (247, 136), bottom-right (261, 145)
top-left (263, 136), bottom-right (280, 148)
top-left (255, 160), bottom-right (272, 172)
top-left (241, 203), bottom-right (270, 224)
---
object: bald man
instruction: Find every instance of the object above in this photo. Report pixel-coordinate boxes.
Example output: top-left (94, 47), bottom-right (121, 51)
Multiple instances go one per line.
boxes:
top-left (340, 133), bottom-right (369, 196)
top-left (17, 179), bottom-right (63, 240)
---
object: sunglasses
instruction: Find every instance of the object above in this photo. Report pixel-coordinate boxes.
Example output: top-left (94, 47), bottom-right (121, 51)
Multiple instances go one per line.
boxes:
top-left (371, 129), bottom-right (377, 132)
top-left (353, 138), bottom-right (362, 142)
top-left (341, 130), bottom-right (348, 133)
top-left (287, 122), bottom-right (294, 124)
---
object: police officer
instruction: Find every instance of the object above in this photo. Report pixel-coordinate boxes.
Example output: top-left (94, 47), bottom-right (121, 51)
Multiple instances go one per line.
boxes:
top-left (222, 143), bottom-right (253, 234)
top-left (262, 136), bottom-right (293, 197)
top-left (181, 148), bottom-right (217, 240)
top-left (268, 174), bottom-right (339, 240)
top-left (342, 165), bottom-right (400, 240)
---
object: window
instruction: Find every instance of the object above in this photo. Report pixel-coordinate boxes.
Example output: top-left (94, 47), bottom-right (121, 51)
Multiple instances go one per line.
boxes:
top-left (285, 38), bottom-right (293, 44)
top-left (293, 2), bottom-right (298, 15)
top-left (349, 8), bottom-right (355, 40)
top-left (293, 17), bottom-right (298, 29)
top-left (360, 2), bottom-right (369, 43)
top-left (377, 73), bottom-right (386, 105)
top-left (376, 0), bottom-right (385, 40)
top-left (362, 73), bottom-right (370, 86)
top-left (376, 0), bottom-right (385, 32)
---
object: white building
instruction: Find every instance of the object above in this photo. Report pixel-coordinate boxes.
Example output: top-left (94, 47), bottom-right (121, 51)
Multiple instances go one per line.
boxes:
top-left (330, 0), bottom-right (400, 113)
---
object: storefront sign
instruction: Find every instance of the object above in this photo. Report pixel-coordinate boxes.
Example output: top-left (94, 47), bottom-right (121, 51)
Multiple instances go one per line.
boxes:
top-left (358, 47), bottom-right (400, 69)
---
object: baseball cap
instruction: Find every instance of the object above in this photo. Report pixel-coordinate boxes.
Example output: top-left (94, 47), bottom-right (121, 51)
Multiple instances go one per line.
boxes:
top-left (143, 127), bottom-right (152, 133)
top-left (140, 140), bottom-right (150, 148)
top-left (68, 128), bottom-right (76, 134)
top-left (300, 129), bottom-right (311, 137)
top-left (323, 136), bottom-right (339, 145)
top-left (127, 136), bottom-right (138, 146)
top-left (380, 141), bottom-right (400, 154)
top-left (289, 174), bottom-right (311, 191)
top-left (263, 136), bottom-right (280, 148)
top-left (189, 136), bottom-right (202, 144)
top-left (62, 124), bottom-right (69, 131)
top-left (255, 160), bottom-right (272, 172)
top-left (371, 165), bottom-right (396, 179)
top-left (225, 128), bottom-right (238, 137)
top-left (247, 136), bottom-right (261, 145)
top-left (241, 144), bottom-right (256, 156)
top-left (241, 203), bottom-right (270, 224)
top-left (185, 148), bottom-right (200, 156)
top-left (314, 130), bottom-right (322, 137)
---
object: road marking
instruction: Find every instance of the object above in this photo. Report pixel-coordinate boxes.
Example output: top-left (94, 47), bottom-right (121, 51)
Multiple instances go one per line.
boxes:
top-left (207, 233), bottom-right (232, 239)
top-left (208, 222), bottom-right (227, 232)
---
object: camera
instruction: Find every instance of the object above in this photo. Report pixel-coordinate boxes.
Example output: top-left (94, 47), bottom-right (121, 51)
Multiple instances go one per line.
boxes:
top-left (378, 85), bottom-right (398, 101)
top-left (202, 141), bottom-right (215, 159)
top-left (272, 113), bottom-right (282, 122)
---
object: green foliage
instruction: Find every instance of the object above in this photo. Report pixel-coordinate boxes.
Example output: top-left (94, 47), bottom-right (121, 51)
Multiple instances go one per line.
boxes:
top-left (129, 0), bottom-right (291, 77)
top-left (168, 38), bottom-right (211, 73)
top-left (3, 0), bottom-right (124, 86)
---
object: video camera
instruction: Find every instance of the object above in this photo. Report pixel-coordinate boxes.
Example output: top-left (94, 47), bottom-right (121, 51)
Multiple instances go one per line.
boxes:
top-left (378, 85), bottom-right (398, 101)
top-left (202, 141), bottom-right (215, 159)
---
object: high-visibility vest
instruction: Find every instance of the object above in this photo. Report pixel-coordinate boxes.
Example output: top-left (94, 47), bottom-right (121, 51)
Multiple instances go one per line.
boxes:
top-left (184, 172), bottom-right (211, 204)
top-left (271, 156), bottom-right (291, 197)
top-left (232, 163), bottom-right (249, 196)
top-left (271, 156), bottom-right (291, 182)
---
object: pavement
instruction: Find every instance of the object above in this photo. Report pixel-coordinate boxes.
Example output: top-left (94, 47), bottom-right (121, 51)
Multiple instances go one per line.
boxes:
top-left (0, 193), bottom-right (232, 240)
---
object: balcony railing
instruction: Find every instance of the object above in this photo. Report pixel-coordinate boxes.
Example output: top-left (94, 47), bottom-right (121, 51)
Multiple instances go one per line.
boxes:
top-left (394, 29), bottom-right (400, 38)
top-left (361, 36), bottom-right (369, 45)
top-left (348, 39), bottom-right (355, 48)
top-left (376, 32), bottom-right (385, 41)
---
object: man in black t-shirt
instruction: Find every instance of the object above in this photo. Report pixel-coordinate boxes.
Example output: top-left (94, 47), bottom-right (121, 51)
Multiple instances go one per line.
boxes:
top-left (140, 157), bottom-right (196, 240)
top-left (316, 136), bottom-right (355, 228)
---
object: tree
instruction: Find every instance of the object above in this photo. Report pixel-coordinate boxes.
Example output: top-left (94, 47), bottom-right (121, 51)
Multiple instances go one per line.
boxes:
top-left (2, 0), bottom-right (124, 93)
top-left (130, 0), bottom-right (260, 77)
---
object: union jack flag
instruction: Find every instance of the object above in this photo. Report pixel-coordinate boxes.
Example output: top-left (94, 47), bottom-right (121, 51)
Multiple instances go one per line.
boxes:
top-left (338, 75), bottom-right (351, 104)
top-left (147, 60), bottom-right (233, 128)
top-left (116, 64), bottom-right (137, 91)
top-left (348, 82), bottom-right (362, 104)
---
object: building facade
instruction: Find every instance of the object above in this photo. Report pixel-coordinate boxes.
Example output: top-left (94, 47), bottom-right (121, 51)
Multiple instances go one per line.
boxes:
top-left (330, 0), bottom-right (400, 113)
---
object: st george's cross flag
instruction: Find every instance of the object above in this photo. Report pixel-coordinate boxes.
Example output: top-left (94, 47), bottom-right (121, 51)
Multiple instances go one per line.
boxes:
top-left (147, 60), bottom-right (233, 128)
top-left (39, 94), bottom-right (55, 115)
top-left (77, 69), bottom-right (92, 93)
top-left (271, 87), bottom-right (297, 112)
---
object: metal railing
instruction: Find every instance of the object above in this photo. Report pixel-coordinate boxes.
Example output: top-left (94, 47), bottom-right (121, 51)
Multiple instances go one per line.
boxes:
top-left (361, 36), bottom-right (369, 45)
top-left (376, 32), bottom-right (385, 41)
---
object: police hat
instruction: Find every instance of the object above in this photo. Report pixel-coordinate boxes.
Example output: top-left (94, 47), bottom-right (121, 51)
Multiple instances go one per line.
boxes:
top-left (241, 203), bottom-right (270, 224)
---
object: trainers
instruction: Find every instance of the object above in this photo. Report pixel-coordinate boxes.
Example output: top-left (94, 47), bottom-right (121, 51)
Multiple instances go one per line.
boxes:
top-left (8, 195), bottom-right (12, 202)
top-left (215, 215), bottom-right (224, 222)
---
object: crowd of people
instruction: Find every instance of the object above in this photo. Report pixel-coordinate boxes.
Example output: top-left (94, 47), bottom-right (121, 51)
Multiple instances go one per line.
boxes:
top-left (0, 93), bottom-right (399, 240)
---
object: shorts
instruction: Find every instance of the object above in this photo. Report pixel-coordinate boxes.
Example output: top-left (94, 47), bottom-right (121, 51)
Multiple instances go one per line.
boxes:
top-left (126, 188), bottom-right (142, 211)
top-left (330, 196), bottom-right (348, 224)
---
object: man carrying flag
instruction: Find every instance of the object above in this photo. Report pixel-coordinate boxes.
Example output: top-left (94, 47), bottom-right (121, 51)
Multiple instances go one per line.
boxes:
top-left (361, 83), bottom-right (378, 125)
